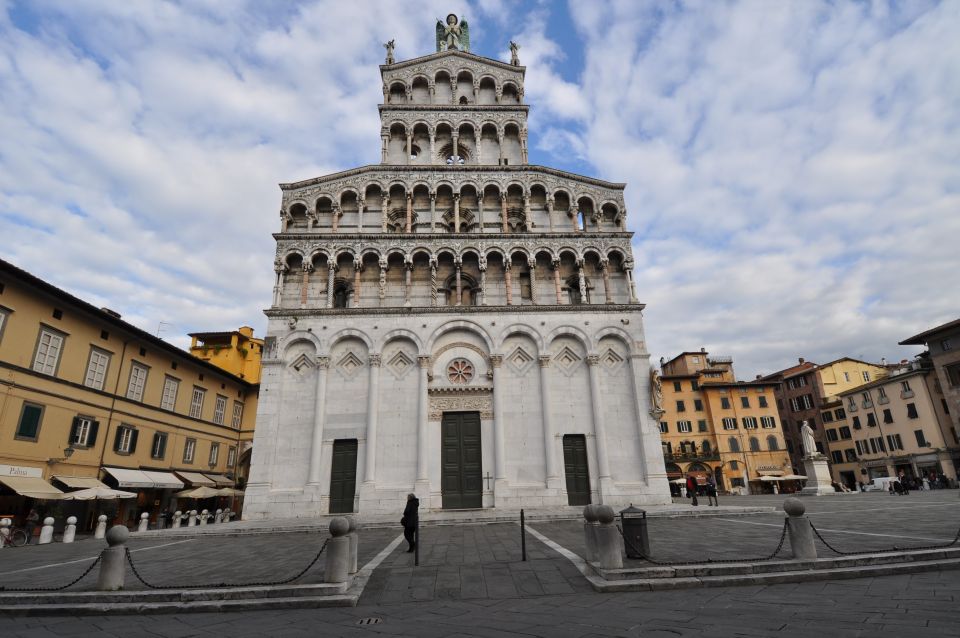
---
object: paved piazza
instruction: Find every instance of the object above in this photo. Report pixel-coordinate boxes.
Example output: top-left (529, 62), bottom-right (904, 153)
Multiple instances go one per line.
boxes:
top-left (2, 492), bottom-right (959, 636)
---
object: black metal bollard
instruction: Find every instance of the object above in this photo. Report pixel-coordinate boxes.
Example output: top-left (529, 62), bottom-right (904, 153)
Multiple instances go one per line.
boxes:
top-left (521, 509), bottom-right (527, 562)
top-left (414, 520), bottom-right (419, 567)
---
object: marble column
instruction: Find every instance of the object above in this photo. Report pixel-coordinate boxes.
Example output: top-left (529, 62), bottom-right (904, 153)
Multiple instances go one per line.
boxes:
top-left (404, 260), bottom-right (413, 307)
top-left (491, 355), bottom-right (507, 484)
top-left (452, 132), bottom-right (459, 159)
top-left (546, 198), bottom-right (555, 232)
top-left (586, 354), bottom-right (613, 495)
top-left (272, 262), bottom-right (286, 307)
top-left (300, 263), bottom-right (312, 308)
top-left (363, 354), bottom-right (382, 483)
top-left (500, 192), bottom-right (508, 233)
top-left (405, 133), bottom-right (412, 165)
top-left (497, 132), bottom-right (504, 164)
top-left (307, 356), bottom-right (330, 486)
top-left (528, 255), bottom-right (538, 305)
top-left (381, 196), bottom-right (389, 232)
top-left (353, 262), bottom-right (362, 308)
top-left (405, 193), bottom-right (413, 233)
top-left (428, 82), bottom-right (435, 105)
top-left (331, 204), bottom-right (341, 233)
top-left (479, 260), bottom-right (487, 306)
top-left (478, 194), bottom-right (485, 231)
top-left (429, 133), bottom-right (436, 164)
top-left (523, 194), bottom-right (531, 229)
top-left (570, 206), bottom-right (579, 232)
top-left (357, 197), bottom-right (364, 232)
top-left (552, 259), bottom-right (563, 304)
top-left (280, 210), bottom-right (290, 233)
top-left (380, 133), bottom-right (388, 162)
top-left (624, 261), bottom-right (637, 302)
top-left (416, 356), bottom-right (431, 486)
top-left (453, 193), bottom-right (461, 233)
top-left (504, 261), bottom-right (513, 306)
top-left (475, 132), bottom-right (482, 164)
top-left (326, 263), bottom-right (336, 308)
top-left (472, 80), bottom-right (479, 104)
top-left (538, 355), bottom-right (559, 487)
top-left (577, 262), bottom-right (587, 304)
top-left (455, 261), bottom-right (462, 306)
top-left (378, 258), bottom-right (386, 306)
top-left (450, 79), bottom-right (457, 104)
top-left (430, 259), bottom-right (438, 307)
top-left (429, 192), bottom-right (436, 231)
top-left (600, 260), bottom-right (613, 304)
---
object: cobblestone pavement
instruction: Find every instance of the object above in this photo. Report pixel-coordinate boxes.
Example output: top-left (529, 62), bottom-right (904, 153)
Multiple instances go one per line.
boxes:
top-left (2, 570), bottom-right (958, 637)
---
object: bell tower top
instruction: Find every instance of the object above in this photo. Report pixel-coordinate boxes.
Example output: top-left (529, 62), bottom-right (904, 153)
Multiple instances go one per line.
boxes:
top-left (436, 14), bottom-right (470, 52)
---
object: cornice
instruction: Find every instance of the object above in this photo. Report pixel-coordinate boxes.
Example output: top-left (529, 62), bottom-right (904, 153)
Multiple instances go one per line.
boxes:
top-left (379, 105), bottom-right (529, 113)
top-left (273, 231), bottom-right (634, 241)
top-left (381, 50), bottom-right (525, 75)
top-left (264, 303), bottom-right (645, 318)
top-left (280, 164), bottom-right (626, 191)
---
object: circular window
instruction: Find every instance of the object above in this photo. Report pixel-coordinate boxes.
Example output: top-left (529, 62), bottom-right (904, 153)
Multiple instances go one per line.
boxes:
top-left (447, 358), bottom-right (474, 384)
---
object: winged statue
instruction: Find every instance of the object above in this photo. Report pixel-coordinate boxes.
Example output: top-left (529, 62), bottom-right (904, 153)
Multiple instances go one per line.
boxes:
top-left (436, 14), bottom-right (470, 52)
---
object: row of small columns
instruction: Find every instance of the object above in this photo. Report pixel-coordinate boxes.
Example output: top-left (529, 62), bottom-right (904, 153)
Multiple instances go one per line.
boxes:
top-left (303, 350), bottom-right (628, 499)
top-left (384, 78), bottom-right (523, 105)
top-left (284, 193), bottom-right (625, 233)
top-left (274, 256), bottom-right (638, 308)
top-left (381, 128), bottom-right (529, 165)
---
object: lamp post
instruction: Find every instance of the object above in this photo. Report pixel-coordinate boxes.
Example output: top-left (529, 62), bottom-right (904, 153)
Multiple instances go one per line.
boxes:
top-left (46, 445), bottom-right (75, 466)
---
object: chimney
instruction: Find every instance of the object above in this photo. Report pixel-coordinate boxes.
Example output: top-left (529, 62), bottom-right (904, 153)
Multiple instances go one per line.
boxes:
top-left (798, 357), bottom-right (805, 364)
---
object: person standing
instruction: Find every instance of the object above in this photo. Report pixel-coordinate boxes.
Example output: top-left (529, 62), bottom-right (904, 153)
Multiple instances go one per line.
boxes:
top-left (401, 493), bottom-right (419, 553)
top-left (24, 508), bottom-right (39, 544)
top-left (685, 474), bottom-right (699, 507)
top-left (706, 474), bottom-right (719, 506)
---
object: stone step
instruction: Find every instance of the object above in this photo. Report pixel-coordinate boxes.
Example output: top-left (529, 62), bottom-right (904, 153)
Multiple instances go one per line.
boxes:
top-left (0, 594), bottom-right (358, 617)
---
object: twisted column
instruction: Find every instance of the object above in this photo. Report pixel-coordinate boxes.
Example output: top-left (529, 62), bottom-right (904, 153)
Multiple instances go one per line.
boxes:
top-left (455, 260), bottom-right (462, 306)
top-left (528, 256), bottom-right (538, 305)
top-left (326, 263), bottom-right (336, 308)
top-left (381, 196), bottom-right (389, 232)
top-left (429, 192), bottom-right (436, 231)
top-left (453, 193), bottom-right (461, 233)
top-left (430, 259), bottom-right (438, 307)
top-left (353, 261), bottom-right (362, 308)
top-left (504, 261), bottom-right (513, 306)
top-left (475, 132), bottom-right (482, 164)
top-left (300, 262), bottom-right (313, 308)
top-left (552, 259), bottom-right (563, 304)
top-left (500, 192), bottom-right (508, 233)
top-left (378, 258), bottom-right (386, 306)
top-left (600, 260), bottom-right (613, 304)
top-left (331, 204), bottom-right (341, 233)
top-left (404, 260), bottom-right (413, 307)
top-left (405, 192), bottom-right (413, 233)
top-left (363, 354), bottom-right (382, 483)
top-left (577, 262), bottom-right (587, 304)
top-left (307, 356), bottom-right (331, 486)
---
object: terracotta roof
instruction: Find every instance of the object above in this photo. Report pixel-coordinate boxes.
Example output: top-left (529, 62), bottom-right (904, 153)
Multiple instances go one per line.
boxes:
top-left (900, 317), bottom-right (960, 345)
top-left (760, 361), bottom-right (817, 380)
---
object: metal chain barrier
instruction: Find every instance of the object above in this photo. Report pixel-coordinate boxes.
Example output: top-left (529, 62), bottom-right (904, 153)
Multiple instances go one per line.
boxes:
top-left (125, 538), bottom-right (329, 589)
top-left (0, 555), bottom-right (101, 592)
top-left (810, 522), bottom-right (960, 556)
top-left (617, 520), bottom-right (789, 566)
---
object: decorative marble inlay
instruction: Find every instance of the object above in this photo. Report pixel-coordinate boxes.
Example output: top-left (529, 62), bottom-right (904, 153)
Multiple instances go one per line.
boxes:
top-left (554, 346), bottom-right (582, 375)
top-left (386, 350), bottom-right (416, 379)
top-left (447, 358), bottom-right (475, 384)
top-left (600, 348), bottom-right (624, 374)
top-left (337, 351), bottom-right (364, 379)
top-left (288, 353), bottom-right (315, 375)
top-left (506, 346), bottom-right (534, 375)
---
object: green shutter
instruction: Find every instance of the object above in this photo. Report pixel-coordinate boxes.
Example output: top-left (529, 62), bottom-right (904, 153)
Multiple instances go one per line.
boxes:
top-left (87, 421), bottom-right (99, 446)
top-left (129, 428), bottom-right (139, 453)
top-left (17, 404), bottom-right (43, 438)
top-left (68, 416), bottom-right (81, 444)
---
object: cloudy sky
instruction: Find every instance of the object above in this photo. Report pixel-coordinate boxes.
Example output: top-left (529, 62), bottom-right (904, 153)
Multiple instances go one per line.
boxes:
top-left (1, 0), bottom-right (957, 379)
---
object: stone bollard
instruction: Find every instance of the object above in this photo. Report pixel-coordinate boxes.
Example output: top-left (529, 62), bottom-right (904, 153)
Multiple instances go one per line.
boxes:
top-left (215, 508), bottom-right (223, 524)
top-left (324, 517), bottom-right (351, 583)
top-left (595, 505), bottom-right (624, 570)
top-left (784, 498), bottom-right (817, 560)
top-left (38, 517), bottom-right (55, 544)
top-left (199, 509), bottom-right (209, 526)
top-left (96, 525), bottom-right (129, 591)
top-left (63, 516), bottom-right (77, 543)
top-left (347, 516), bottom-right (359, 574)
top-left (173, 511), bottom-right (182, 529)
top-left (0, 518), bottom-right (11, 548)
top-left (94, 515), bottom-right (108, 539)
top-left (188, 510), bottom-right (198, 527)
top-left (223, 508), bottom-right (232, 522)
top-left (582, 504), bottom-right (600, 563)
top-left (138, 512), bottom-right (149, 532)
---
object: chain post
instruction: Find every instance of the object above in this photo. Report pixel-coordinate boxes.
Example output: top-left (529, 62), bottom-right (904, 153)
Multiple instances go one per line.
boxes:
top-left (520, 509), bottom-right (527, 562)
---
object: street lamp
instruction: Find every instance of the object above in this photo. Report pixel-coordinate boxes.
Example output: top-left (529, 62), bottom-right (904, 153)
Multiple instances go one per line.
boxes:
top-left (46, 445), bottom-right (75, 465)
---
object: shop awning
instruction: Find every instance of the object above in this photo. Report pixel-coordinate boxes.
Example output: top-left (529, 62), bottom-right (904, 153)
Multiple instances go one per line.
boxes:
top-left (54, 476), bottom-right (109, 489)
top-left (103, 467), bottom-right (155, 488)
top-left (0, 476), bottom-right (64, 499)
top-left (176, 471), bottom-right (215, 487)
top-left (203, 474), bottom-right (233, 487)
top-left (142, 471), bottom-right (184, 489)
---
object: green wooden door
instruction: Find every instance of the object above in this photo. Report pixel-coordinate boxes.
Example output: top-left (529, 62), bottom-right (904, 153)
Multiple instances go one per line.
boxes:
top-left (441, 412), bottom-right (483, 509)
top-left (329, 439), bottom-right (358, 513)
top-left (563, 434), bottom-right (591, 506)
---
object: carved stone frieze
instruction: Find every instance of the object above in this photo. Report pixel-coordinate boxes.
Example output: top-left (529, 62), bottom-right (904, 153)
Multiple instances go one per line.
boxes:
top-left (379, 109), bottom-right (527, 135)
top-left (427, 391), bottom-right (494, 421)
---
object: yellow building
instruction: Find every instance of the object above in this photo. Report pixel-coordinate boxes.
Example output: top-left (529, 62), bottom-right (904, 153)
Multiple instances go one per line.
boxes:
top-left (189, 327), bottom-right (263, 384)
top-left (659, 350), bottom-right (792, 495)
top-left (0, 259), bottom-right (258, 531)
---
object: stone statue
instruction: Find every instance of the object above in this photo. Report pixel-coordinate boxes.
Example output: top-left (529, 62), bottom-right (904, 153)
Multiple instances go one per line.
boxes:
top-left (384, 39), bottom-right (395, 65)
top-left (509, 40), bottom-right (520, 66)
top-left (649, 367), bottom-right (664, 415)
top-left (800, 421), bottom-right (817, 457)
top-left (436, 14), bottom-right (470, 52)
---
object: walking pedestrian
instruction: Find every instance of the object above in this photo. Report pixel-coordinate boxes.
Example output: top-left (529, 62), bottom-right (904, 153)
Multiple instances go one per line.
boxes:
top-left (685, 474), bottom-right (699, 507)
top-left (706, 474), bottom-right (719, 506)
top-left (401, 493), bottom-right (419, 553)
top-left (24, 508), bottom-right (39, 544)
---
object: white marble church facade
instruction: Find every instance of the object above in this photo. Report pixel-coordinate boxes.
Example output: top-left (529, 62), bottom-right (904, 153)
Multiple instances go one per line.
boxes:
top-left (244, 17), bottom-right (669, 519)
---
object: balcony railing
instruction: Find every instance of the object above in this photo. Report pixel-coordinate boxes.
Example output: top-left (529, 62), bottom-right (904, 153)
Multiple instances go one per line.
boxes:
top-left (877, 395), bottom-right (890, 405)
top-left (901, 390), bottom-right (915, 399)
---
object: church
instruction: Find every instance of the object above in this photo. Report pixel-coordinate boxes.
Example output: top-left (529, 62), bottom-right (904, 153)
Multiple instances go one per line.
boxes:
top-left (244, 15), bottom-right (669, 519)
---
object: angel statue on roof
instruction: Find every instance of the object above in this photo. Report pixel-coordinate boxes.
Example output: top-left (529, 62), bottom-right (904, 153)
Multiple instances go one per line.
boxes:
top-left (436, 14), bottom-right (470, 52)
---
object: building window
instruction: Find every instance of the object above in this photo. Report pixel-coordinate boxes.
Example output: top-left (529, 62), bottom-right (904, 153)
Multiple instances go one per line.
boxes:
top-left (151, 432), bottom-right (168, 459)
top-left (84, 348), bottom-right (111, 390)
top-left (844, 448), bottom-right (857, 462)
top-left (749, 437), bottom-right (760, 452)
top-left (697, 419), bottom-right (708, 432)
top-left (232, 402), bottom-right (244, 429)
top-left (801, 395), bottom-right (814, 410)
top-left (834, 408), bottom-right (846, 420)
top-left (839, 426), bottom-right (852, 439)
top-left (692, 380), bottom-right (700, 390)
top-left (33, 327), bottom-right (65, 375)
top-left (728, 437), bottom-right (740, 452)
top-left (677, 420), bottom-right (692, 433)
top-left (852, 415), bottom-right (861, 429)
top-left (760, 416), bottom-right (776, 429)
top-left (882, 408), bottom-right (893, 424)
top-left (862, 371), bottom-right (870, 382)
top-left (160, 376), bottom-right (179, 411)
top-left (70, 416), bottom-right (99, 447)
top-left (914, 429), bottom-right (928, 447)
top-left (659, 421), bottom-right (668, 433)
top-left (821, 411), bottom-right (834, 423)
top-left (831, 451), bottom-right (843, 464)
top-left (843, 372), bottom-right (850, 382)
top-left (701, 440), bottom-right (711, 453)
top-left (743, 416), bottom-right (758, 429)
top-left (721, 397), bottom-right (731, 410)
top-left (676, 400), bottom-right (686, 412)
top-left (114, 425), bottom-right (138, 454)
top-left (740, 396), bottom-right (750, 408)
top-left (767, 435), bottom-right (779, 451)
top-left (126, 363), bottom-right (149, 402)
top-left (189, 387), bottom-right (206, 419)
top-left (758, 395), bottom-right (768, 408)
top-left (877, 386), bottom-right (887, 399)
top-left (826, 429), bottom-right (839, 442)
top-left (855, 440), bottom-right (862, 455)
top-left (900, 380), bottom-right (912, 392)
top-left (673, 381), bottom-right (682, 392)
top-left (866, 413), bottom-right (877, 427)
top-left (213, 395), bottom-right (227, 425)
top-left (906, 403), bottom-right (918, 419)
top-left (227, 446), bottom-right (237, 468)
top-left (16, 402), bottom-right (44, 440)
top-left (208, 442), bottom-right (220, 467)
top-left (694, 399), bottom-right (703, 411)
top-left (722, 417), bottom-right (737, 430)
top-left (887, 434), bottom-right (904, 451)
top-left (0, 307), bottom-right (9, 344)
top-left (183, 438), bottom-right (196, 463)
top-left (947, 364), bottom-right (960, 388)
top-left (861, 391), bottom-right (872, 408)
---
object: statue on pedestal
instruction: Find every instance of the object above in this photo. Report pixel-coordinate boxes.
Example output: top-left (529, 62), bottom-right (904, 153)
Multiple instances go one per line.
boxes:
top-left (649, 367), bottom-right (664, 416)
top-left (436, 14), bottom-right (470, 52)
top-left (384, 39), bottom-right (395, 65)
top-left (509, 40), bottom-right (520, 65)
top-left (800, 421), bottom-right (818, 457)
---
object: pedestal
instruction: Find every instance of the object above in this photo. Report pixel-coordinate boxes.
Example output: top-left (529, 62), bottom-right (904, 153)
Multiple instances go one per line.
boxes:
top-left (800, 456), bottom-right (835, 496)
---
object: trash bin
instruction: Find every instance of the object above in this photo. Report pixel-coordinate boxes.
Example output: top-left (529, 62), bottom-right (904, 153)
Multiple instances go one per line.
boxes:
top-left (620, 504), bottom-right (649, 559)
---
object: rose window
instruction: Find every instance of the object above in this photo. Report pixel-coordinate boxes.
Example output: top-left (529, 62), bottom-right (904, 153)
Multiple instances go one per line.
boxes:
top-left (447, 358), bottom-right (474, 384)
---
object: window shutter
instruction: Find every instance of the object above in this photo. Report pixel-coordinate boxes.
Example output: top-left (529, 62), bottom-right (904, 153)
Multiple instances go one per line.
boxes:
top-left (159, 434), bottom-right (167, 458)
top-left (114, 427), bottom-right (124, 452)
top-left (129, 428), bottom-right (139, 453)
top-left (151, 433), bottom-right (160, 457)
top-left (88, 420), bottom-right (100, 446)
top-left (68, 416), bottom-right (81, 444)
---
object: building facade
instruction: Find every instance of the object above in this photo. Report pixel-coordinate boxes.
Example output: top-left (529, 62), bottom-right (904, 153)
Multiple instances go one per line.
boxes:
top-left (762, 357), bottom-right (889, 473)
top-left (245, 17), bottom-right (668, 519)
top-left (189, 326), bottom-right (264, 384)
top-left (0, 259), bottom-right (256, 529)
top-left (658, 351), bottom-right (791, 494)
top-left (825, 357), bottom-right (956, 489)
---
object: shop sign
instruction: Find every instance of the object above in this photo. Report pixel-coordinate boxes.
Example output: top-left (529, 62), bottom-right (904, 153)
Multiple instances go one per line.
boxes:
top-left (864, 460), bottom-right (889, 468)
top-left (0, 464), bottom-right (43, 478)
top-left (756, 465), bottom-right (782, 472)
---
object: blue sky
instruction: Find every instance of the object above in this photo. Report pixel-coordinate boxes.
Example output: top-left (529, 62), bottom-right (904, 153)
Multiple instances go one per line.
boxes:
top-left (1, 0), bottom-right (957, 378)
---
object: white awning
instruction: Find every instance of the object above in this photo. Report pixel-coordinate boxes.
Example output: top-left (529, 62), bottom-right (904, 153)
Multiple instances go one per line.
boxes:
top-left (141, 471), bottom-right (184, 489)
top-left (0, 476), bottom-right (64, 499)
top-left (203, 474), bottom-right (233, 487)
top-left (176, 471), bottom-right (215, 487)
top-left (54, 476), bottom-right (109, 489)
top-left (103, 467), bottom-right (155, 488)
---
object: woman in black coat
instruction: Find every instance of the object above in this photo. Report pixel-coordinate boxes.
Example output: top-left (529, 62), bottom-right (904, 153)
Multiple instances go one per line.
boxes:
top-left (401, 493), bottom-right (419, 553)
